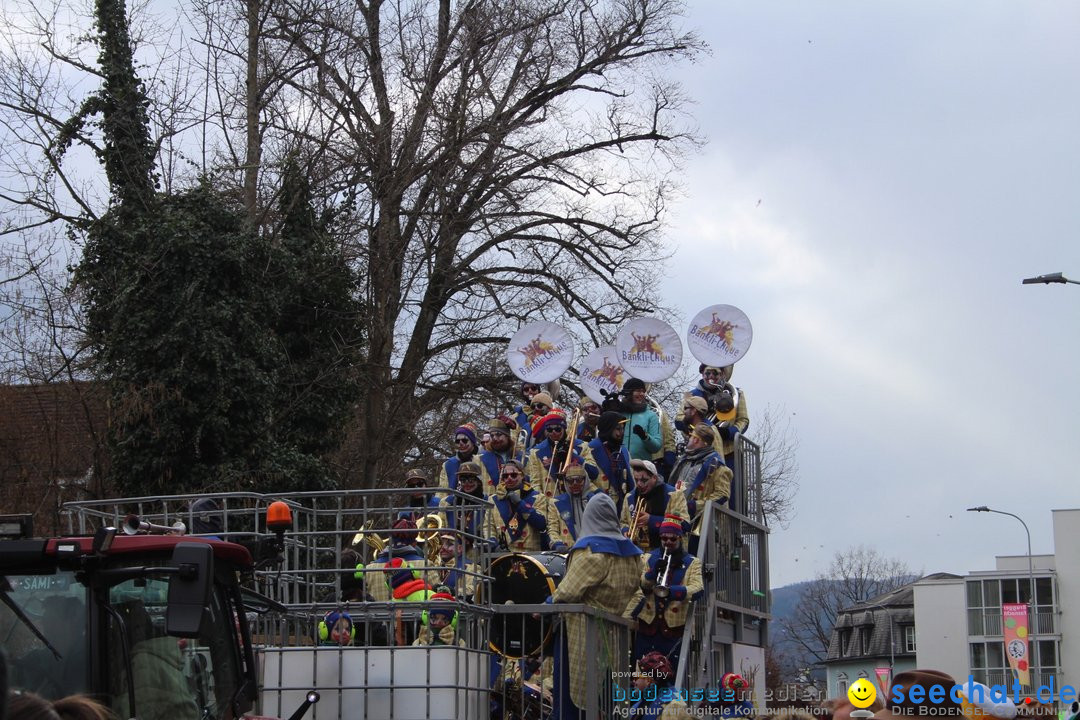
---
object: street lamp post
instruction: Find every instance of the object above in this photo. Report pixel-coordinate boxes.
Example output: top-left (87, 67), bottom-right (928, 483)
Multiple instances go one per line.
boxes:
top-left (1021, 272), bottom-right (1080, 286)
top-left (967, 506), bottom-right (1039, 692)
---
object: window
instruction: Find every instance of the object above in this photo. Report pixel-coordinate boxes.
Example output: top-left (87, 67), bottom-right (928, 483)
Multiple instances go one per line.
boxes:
top-left (840, 628), bottom-right (853, 657)
top-left (904, 626), bottom-right (917, 653)
top-left (107, 571), bottom-right (242, 720)
top-left (0, 571), bottom-right (88, 699)
top-left (837, 674), bottom-right (848, 696)
top-left (968, 640), bottom-right (1059, 694)
top-left (861, 627), bottom-right (872, 655)
top-left (966, 580), bottom-right (982, 607)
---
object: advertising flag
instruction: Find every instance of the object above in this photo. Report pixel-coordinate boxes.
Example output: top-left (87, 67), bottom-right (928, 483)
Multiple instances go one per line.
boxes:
top-left (1002, 602), bottom-right (1031, 687)
top-left (874, 667), bottom-right (891, 694)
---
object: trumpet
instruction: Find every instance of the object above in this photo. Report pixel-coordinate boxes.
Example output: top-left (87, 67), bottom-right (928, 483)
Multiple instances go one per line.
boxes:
top-left (123, 514), bottom-right (186, 536)
top-left (653, 549), bottom-right (671, 599)
top-left (628, 497), bottom-right (648, 544)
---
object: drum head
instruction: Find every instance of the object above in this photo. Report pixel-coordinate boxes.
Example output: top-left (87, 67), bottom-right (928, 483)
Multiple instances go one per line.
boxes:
top-left (487, 552), bottom-right (566, 658)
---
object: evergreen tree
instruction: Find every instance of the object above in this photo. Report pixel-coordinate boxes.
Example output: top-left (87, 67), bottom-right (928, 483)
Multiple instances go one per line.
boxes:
top-left (75, 2), bottom-right (361, 495)
top-left (81, 184), bottom-right (283, 495)
top-left (260, 157), bottom-right (365, 491)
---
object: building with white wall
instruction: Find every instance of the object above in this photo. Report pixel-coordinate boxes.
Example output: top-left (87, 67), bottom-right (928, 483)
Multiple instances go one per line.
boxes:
top-left (822, 509), bottom-right (1080, 701)
top-left (912, 508), bottom-right (1080, 696)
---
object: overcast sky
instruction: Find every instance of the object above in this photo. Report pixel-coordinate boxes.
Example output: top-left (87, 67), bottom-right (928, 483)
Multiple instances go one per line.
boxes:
top-left (662, 1), bottom-right (1080, 587)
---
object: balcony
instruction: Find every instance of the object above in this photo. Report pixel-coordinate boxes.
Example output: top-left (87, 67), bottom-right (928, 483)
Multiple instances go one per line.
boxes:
top-left (968, 609), bottom-right (1056, 637)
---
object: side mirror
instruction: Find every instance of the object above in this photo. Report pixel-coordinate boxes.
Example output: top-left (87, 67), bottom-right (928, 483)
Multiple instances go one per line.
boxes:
top-left (166, 542), bottom-right (214, 637)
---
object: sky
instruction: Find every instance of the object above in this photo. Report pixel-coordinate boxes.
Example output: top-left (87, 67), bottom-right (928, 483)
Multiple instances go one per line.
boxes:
top-left (664, 1), bottom-right (1080, 587)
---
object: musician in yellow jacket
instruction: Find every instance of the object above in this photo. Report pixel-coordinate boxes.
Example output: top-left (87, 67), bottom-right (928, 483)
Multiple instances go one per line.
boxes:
top-left (547, 493), bottom-right (641, 718)
top-left (668, 424), bottom-right (731, 551)
top-left (624, 515), bottom-right (703, 667)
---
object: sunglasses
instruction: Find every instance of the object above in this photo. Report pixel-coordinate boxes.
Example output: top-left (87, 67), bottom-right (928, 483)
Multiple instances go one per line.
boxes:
top-left (500, 471), bottom-right (522, 479)
top-left (490, 430), bottom-right (509, 438)
top-left (453, 436), bottom-right (472, 444)
top-left (546, 425), bottom-right (565, 432)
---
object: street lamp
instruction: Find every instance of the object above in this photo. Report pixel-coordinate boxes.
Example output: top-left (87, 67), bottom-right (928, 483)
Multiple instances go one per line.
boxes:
top-left (966, 506), bottom-right (1038, 691)
top-left (1021, 272), bottom-right (1079, 285)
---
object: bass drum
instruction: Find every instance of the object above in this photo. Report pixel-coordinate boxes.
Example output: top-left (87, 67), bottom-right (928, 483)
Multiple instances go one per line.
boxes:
top-left (485, 552), bottom-right (566, 658)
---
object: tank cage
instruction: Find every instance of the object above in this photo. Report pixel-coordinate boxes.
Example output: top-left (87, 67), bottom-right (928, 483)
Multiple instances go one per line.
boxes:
top-left (61, 440), bottom-right (769, 719)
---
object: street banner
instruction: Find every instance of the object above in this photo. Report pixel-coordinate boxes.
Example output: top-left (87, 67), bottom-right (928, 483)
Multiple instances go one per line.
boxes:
top-left (686, 304), bottom-right (753, 367)
top-left (507, 321), bottom-right (574, 383)
top-left (1002, 603), bottom-right (1031, 687)
top-left (615, 317), bottom-right (682, 382)
top-left (579, 346), bottom-right (625, 404)
top-left (875, 667), bottom-right (891, 694)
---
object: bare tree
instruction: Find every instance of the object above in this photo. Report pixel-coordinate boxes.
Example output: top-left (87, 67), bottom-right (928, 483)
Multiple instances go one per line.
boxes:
top-left (756, 403), bottom-right (800, 528)
top-left (778, 545), bottom-right (914, 668)
top-left (254, 0), bottom-right (703, 486)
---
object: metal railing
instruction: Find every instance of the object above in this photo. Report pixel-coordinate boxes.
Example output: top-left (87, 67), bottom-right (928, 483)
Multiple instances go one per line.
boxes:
top-left (62, 459), bottom-right (771, 718)
top-left (969, 609), bottom-right (1056, 637)
top-left (675, 500), bottom-right (770, 693)
top-left (63, 490), bottom-right (641, 719)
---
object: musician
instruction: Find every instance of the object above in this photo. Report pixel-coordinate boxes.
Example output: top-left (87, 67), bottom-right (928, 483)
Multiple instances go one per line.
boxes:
top-left (436, 423), bottom-right (489, 503)
top-left (625, 651), bottom-right (693, 719)
top-left (385, 557), bottom-right (438, 645)
top-left (625, 516), bottom-right (703, 664)
top-left (669, 425), bottom-right (731, 551)
top-left (526, 411), bottom-right (597, 497)
top-left (318, 609), bottom-right (355, 646)
top-left (361, 518), bottom-right (427, 602)
top-left (587, 410), bottom-right (633, 513)
top-left (691, 364), bottom-right (749, 468)
top-left (546, 464), bottom-right (597, 551)
top-left (621, 378), bottom-right (662, 461)
top-left (402, 469), bottom-right (432, 520)
top-left (547, 493), bottom-right (642, 719)
top-left (483, 459), bottom-right (552, 551)
top-left (575, 397), bottom-right (602, 443)
top-left (412, 592), bottom-right (464, 647)
top-left (479, 415), bottom-right (525, 495)
top-left (425, 531), bottom-right (480, 601)
top-left (437, 460), bottom-right (487, 539)
top-left (674, 396), bottom-right (723, 453)
top-left (512, 381), bottom-right (542, 439)
top-left (620, 459), bottom-right (689, 551)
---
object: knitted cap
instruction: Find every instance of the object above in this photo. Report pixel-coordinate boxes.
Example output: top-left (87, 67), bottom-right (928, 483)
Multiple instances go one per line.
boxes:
top-left (454, 423), bottom-right (479, 447)
top-left (427, 591), bottom-right (457, 622)
top-left (598, 411), bottom-right (628, 435)
top-left (659, 515), bottom-right (684, 536)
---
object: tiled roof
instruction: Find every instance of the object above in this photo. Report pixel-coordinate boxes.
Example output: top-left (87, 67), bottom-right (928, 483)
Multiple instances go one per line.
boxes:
top-left (0, 382), bottom-right (108, 512)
